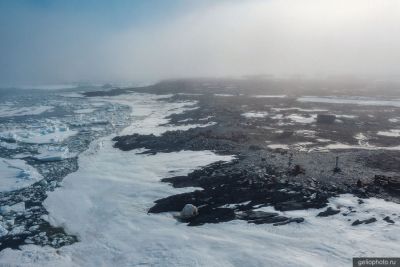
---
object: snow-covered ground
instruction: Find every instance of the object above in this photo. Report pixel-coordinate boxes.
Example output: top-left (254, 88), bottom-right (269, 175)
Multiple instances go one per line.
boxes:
top-left (102, 93), bottom-right (216, 136)
top-left (287, 114), bottom-right (317, 124)
top-left (272, 107), bottom-right (328, 112)
top-left (214, 93), bottom-right (236, 97)
top-left (242, 111), bottom-right (269, 118)
top-left (319, 132), bottom-right (400, 151)
top-left (322, 143), bottom-right (400, 151)
top-left (298, 96), bottom-right (400, 107)
top-left (250, 94), bottom-right (287, 98)
top-left (267, 143), bottom-right (290, 150)
top-left (377, 129), bottom-right (400, 137)
top-left (0, 93), bottom-right (399, 267)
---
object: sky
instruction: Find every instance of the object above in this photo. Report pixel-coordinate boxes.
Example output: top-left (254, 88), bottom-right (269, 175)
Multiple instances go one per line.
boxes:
top-left (0, 0), bottom-right (400, 86)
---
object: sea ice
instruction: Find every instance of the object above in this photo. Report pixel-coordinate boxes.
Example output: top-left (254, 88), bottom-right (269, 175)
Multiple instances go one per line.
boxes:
top-left (0, 158), bottom-right (43, 192)
top-left (0, 141), bottom-right (18, 150)
top-left (74, 108), bottom-right (96, 114)
top-left (33, 146), bottom-right (77, 162)
top-left (0, 225), bottom-right (8, 237)
top-left (0, 122), bottom-right (77, 144)
top-left (0, 105), bottom-right (53, 118)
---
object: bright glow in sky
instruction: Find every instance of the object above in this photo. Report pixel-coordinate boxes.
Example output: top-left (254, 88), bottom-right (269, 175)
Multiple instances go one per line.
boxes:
top-left (1, 0), bottom-right (399, 86)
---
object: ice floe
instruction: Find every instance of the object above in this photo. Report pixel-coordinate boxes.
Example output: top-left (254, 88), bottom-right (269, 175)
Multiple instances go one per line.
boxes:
top-left (0, 141), bottom-right (18, 150)
top-left (0, 122), bottom-right (77, 144)
top-left (0, 202), bottom-right (25, 214)
top-left (0, 158), bottom-right (42, 192)
top-left (33, 146), bottom-right (77, 162)
top-left (0, 105), bottom-right (53, 118)
top-left (73, 108), bottom-right (96, 114)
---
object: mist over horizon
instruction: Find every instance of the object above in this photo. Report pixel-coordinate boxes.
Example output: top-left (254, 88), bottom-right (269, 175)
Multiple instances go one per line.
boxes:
top-left (1, 0), bottom-right (400, 87)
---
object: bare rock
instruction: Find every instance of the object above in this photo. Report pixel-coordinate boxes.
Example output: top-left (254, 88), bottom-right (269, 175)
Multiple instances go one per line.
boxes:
top-left (317, 207), bottom-right (340, 217)
top-left (383, 216), bottom-right (395, 224)
top-left (352, 217), bottom-right (377, 226)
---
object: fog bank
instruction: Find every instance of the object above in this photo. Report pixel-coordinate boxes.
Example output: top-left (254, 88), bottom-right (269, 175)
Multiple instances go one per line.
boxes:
top-left (1, 0), bottom-right (400, 86)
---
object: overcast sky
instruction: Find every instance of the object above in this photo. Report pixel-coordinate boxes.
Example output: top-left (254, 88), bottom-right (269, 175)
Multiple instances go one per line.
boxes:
top-left (1, 0), bottom-right (400, 86)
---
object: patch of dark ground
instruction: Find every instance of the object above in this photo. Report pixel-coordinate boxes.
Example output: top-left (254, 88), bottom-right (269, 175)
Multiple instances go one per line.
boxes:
top-left (364, 152), bottom-right (400, 173)
top-left (93, 78), bottom-right (400, 226)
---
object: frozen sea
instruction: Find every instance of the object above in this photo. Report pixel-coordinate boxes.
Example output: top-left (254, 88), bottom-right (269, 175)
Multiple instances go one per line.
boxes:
top-left (0, 87), bottom-right (399, 266)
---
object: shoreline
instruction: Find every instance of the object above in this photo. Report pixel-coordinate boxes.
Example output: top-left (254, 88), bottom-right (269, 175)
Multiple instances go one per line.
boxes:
top-left (1, 79), bottom-right (399, 266)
